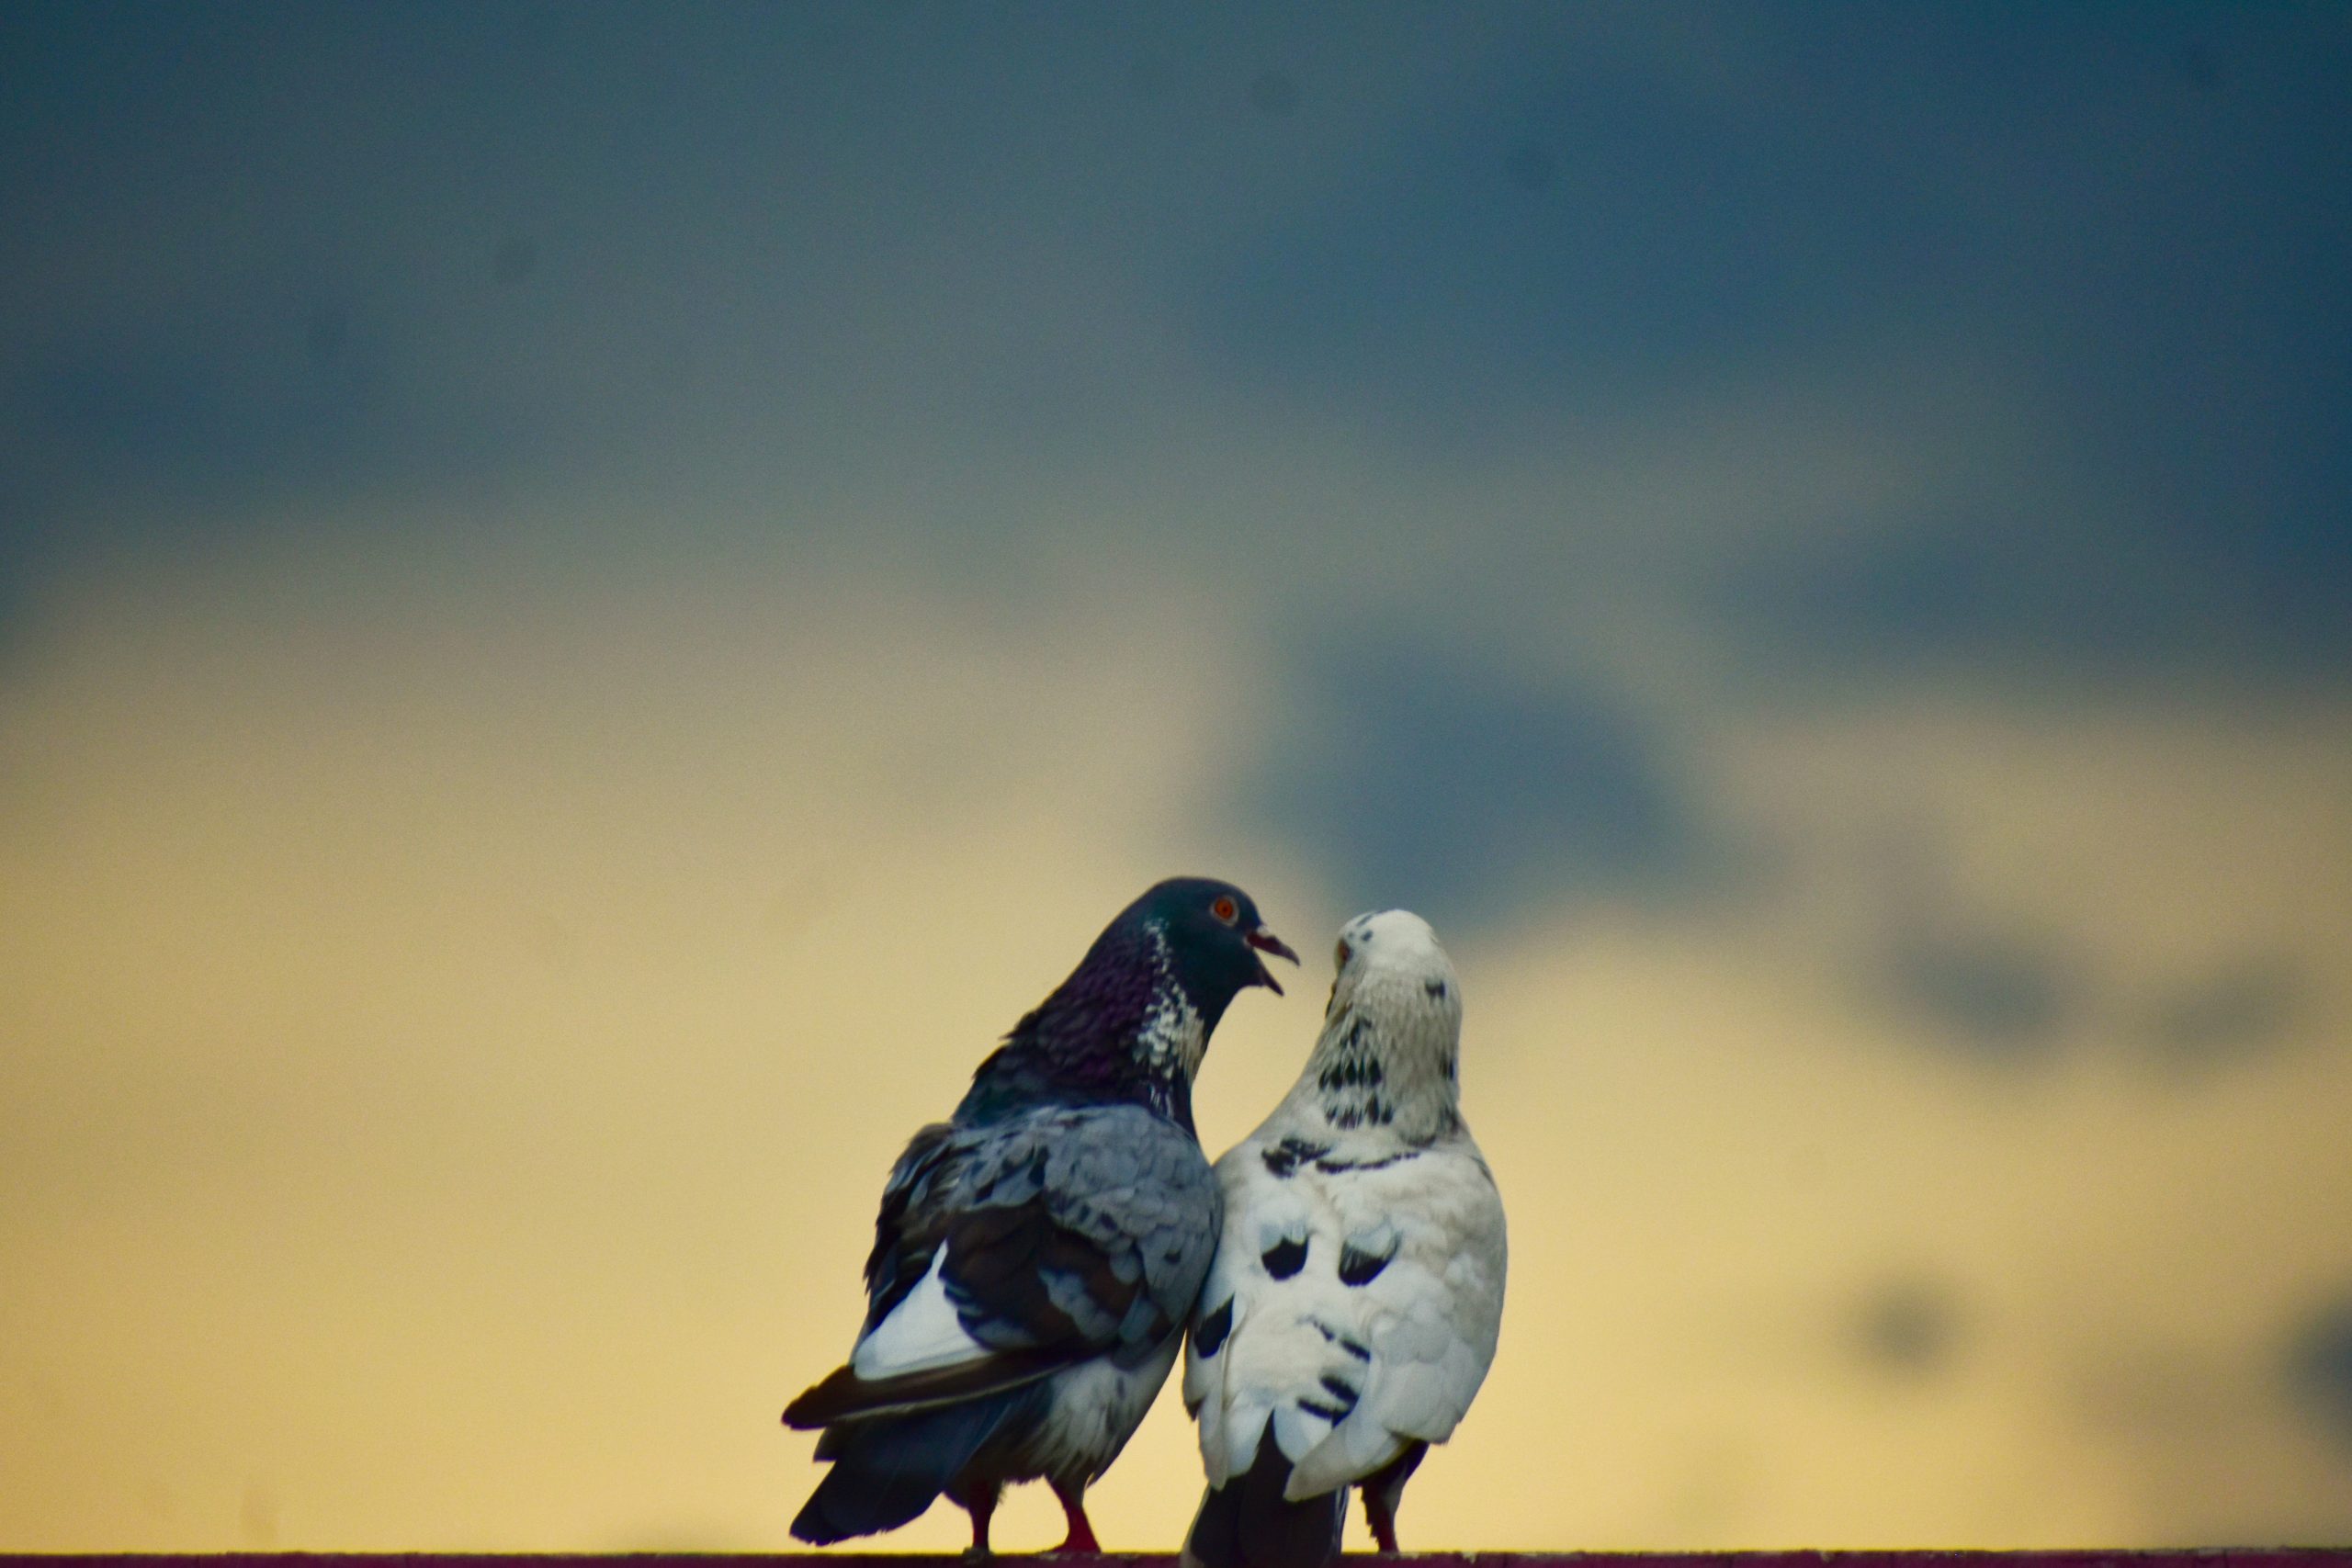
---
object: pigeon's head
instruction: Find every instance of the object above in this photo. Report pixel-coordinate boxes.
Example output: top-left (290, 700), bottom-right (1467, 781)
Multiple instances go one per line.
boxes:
top-left (1326, 908), bottom-right (1462, 1029)
top-left (1132, 875), bottom-right (1299, 1019)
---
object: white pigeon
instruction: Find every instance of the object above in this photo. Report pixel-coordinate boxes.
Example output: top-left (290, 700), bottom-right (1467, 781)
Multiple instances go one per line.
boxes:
top-left (1182, 909), bottom-right (1507, 1568)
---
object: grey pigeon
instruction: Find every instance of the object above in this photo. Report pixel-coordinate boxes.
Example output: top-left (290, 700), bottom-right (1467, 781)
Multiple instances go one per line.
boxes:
top-left (786, 876), bottom-right (1298, 1553)
top-left (1182, 910), bottom-right (1507, 1568)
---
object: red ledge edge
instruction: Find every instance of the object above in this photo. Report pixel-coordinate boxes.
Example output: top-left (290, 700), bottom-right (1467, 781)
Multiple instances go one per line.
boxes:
top-left (3, 1552), bottom-right (2349, 1566)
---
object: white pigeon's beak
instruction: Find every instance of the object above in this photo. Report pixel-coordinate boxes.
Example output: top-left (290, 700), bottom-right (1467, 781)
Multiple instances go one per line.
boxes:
top-left (1246, 926), bottom-right (1300, 994)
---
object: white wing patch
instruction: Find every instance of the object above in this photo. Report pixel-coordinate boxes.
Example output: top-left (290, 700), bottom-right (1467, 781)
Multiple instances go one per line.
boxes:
top-left (850, 1249), bottom-right (991, 1380)
top-left (1183, 1128), bottom-right (1507, 1502)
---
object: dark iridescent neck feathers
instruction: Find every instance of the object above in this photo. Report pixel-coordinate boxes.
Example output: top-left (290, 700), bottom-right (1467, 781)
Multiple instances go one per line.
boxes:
top-left (959, 913), bottom-right (1203, 1129)
top-left (954, 877), bottom-right (1282, 1134)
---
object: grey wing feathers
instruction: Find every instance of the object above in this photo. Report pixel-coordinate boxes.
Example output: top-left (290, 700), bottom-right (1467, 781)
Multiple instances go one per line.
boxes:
top-left (791, 1105), bottom-right (1217, 1432)
top-left (942, 1104), bottom-right (1218, 1356)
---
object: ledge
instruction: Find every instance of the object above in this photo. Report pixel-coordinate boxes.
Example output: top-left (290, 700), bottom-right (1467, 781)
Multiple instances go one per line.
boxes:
top-left (6, 1552), bottom-right (2349, 1567)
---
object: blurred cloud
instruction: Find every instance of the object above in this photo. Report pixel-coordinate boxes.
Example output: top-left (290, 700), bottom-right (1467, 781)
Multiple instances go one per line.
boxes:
top-left (2138, 952), bottom-right (2309, 1081)
top-left (1837, 828), bottom-right (2086, 1065)
top-left (1849, 1276), bottom-right (1967, 1382)
top-left (1248, 638), bottom-right (1722, 929)
top-left (1724, 507), bottom-right (2352, 684)
top-left (1870, 925), bottom-right (2082, 1065)
top-left (2286, 1296), bottom-right (2352, 1452)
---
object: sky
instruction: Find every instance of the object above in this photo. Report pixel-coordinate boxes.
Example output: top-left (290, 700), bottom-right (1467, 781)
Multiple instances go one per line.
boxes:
top-left (4, 0), bottom-right (2351, 1551)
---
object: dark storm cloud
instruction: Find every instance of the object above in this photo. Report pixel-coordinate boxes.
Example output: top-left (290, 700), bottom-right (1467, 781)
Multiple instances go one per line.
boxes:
top-left (1247, 640), bottom-right (1721, 930)
top-left (1190, 5), bottom-right (2352, 674)
top-left (1196, 7), bottom-right (2351, 405)
top-left (1, 7), bottom-right (550, 479)
top-left (5, 1), bottom-right (2348, 691)
top-left (0, 2), bottom-right (1512, 604)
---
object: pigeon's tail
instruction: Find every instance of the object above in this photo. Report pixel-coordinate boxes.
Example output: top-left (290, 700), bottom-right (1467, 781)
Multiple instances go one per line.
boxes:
top-left (1181, 1419), bottom-right (1346, 1568)
top-left (789, 1386), bottom-right (1039, 1545)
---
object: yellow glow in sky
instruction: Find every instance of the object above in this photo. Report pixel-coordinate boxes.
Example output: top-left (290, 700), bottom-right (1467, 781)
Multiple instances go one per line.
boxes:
top-left (3, 541), bottom-right (2349, 1551)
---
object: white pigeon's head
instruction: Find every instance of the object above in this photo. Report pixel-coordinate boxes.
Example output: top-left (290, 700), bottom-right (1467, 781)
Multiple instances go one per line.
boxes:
top-left (1298, 908), bottom-right (1466, 1137)
top-left (1327, 908), bottom-right (1461, 1026)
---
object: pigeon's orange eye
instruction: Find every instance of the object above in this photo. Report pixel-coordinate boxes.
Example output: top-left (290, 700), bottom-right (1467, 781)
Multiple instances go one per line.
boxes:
top-left (1335, 940), bottom-right (1351, 970)
top-left (1211, 895), bottom-right (1239, 925)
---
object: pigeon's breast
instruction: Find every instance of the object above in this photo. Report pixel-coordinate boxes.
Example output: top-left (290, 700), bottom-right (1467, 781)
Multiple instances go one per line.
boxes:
top-left (1017, 1331), bottom-right (1184, 1484)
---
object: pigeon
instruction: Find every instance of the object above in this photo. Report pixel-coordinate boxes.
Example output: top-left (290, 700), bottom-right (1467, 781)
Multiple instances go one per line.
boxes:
top-left (785, 875), bottom-right (1299, 1554)
top-left (1182, 909), bottom-right (1506, 1568)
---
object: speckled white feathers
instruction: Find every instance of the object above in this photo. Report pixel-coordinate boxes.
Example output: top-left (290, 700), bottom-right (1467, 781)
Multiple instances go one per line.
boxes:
top-left (1183, 910), bottom-right (1507, 1519)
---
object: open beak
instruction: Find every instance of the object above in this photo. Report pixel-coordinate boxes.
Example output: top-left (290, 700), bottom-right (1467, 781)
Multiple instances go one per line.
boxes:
top-left (1246, 925), bottom-right (1301, 994)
